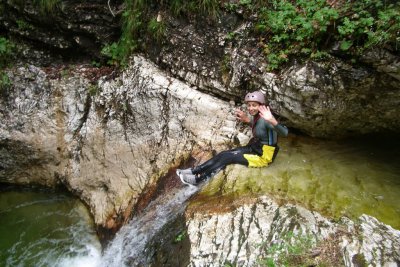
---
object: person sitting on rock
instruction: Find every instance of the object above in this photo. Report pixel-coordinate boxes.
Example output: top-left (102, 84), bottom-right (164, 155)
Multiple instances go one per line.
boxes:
top-left (177, 91), bottom-right (288, 186)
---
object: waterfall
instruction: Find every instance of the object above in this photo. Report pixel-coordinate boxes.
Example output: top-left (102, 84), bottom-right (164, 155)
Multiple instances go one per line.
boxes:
top-left (100, 184), bottom-right (200, 266)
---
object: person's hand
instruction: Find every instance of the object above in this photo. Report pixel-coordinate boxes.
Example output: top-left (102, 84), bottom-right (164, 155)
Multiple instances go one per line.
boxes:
top-left (235, 109), bottom-right (250, 123)
top-left (259, 105), bottom-right (278, 126)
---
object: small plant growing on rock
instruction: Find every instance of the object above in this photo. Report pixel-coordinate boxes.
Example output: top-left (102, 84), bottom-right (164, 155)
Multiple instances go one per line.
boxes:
top-left (258, 230), bottom-right (345, 267)
top-left (147, 17), bottom-right (166, 43)
top-left (88, 84), bottom-right (100, 96)
top-left (173, 230), bottom-right (187, 243)
top-left (34, 0), bottom-right (60, 13)
top-left (0, 37), bottom-right (14, 66)
top-left (0, 36), bottom-right (15, 92)
top-left (101, 42), bottom-right (126, 67)
top-left (16, 19), bottom-right (35, 31)
top-left (258, 231), bottom-right (315, 267)
top-left (0, 71), bottom-right (11, 92)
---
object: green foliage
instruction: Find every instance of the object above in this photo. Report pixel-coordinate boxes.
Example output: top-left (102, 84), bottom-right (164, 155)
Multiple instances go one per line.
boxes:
top-left (100, 0), bottom-right (146, 66)
top-left (223, 262), bottom-right (234, 267)
top-left (337, 1), bottom-right (400, 53)
top-left (0, 37), bottom-right (14, 68)
top-left (104, 0), bottom-right (399, 70)
top-left (101, 0), bottom-right (221, 67)
top-left (221, 54), bottom-right (232, 74)
top-left (60, 68), bottom-right (71, 78)
top-left (34, 0), bottom-right (60, 13)
top-left (173, 230), bottom-right (186, 243)
top-left (255, 0), bottom-right (400, 70)
top-left (147, 17), bottom-right (166, 43)
top-left (239, 0), bottom-right (253, 9)
top-left (88, 84), bottom-right (99, 96)
top-left (0, 71), bottom-right (11, 92)
top-left (91, 60), bottom-right (101, 68)
top-left (197, 0), bottom-right (220, 17)
top-left (258, 231), bottom-right (315, 267)
top-left (16, 19), bottom-right (35, 31)
top-left (352, 253), bottom-right (367, 267)
top-left (224, 2), bottom-right (239, 12)
top-left (225, 0), bottom-right (262, 12)
top-left (256, 0), bottom-right (339, 70)
top-left (226, 31), bottom-right (237, 41)
top-left (169, 0), bottom-right (220, 17)
top-left (11, 0), bottom-right (60, 13)
top-left (101, 41), bottom-right (125, 66)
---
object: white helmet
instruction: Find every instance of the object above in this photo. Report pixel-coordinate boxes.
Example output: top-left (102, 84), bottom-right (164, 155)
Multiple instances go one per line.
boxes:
top-left (244, 91), bottom-right (265, 104)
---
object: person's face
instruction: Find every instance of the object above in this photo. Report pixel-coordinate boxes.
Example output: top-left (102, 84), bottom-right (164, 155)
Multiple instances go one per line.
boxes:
top-left (246, 101), bottom-right (261, 116)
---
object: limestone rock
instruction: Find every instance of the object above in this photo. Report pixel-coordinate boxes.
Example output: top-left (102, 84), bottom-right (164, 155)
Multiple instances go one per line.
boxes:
top-left (2, 2), bottom-right (399, 136)
top-left (186, 196), bottom-right (400, 267)
top-left (0, 56), bottom-right (239, 227)
top-left (0, 0), bottom-right (122, 60)
top-left (149, 12), bottom-right (400, 137)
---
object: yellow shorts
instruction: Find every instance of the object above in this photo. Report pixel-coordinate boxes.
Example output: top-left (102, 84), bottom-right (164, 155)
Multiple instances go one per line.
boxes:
top-left (243, 145), bottom-right (276, 168)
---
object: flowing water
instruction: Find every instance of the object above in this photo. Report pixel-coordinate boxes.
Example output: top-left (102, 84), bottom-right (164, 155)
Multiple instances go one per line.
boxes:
top-left (0, 188), bottom-right (101, 267)
top-left (100, 185), bottom-right (199, 267)
top-left (1, 135), bottom-right (399, 266)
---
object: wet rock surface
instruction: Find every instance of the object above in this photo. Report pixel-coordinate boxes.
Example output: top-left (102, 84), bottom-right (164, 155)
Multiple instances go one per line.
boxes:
top-left (0, 56), bottom-right (238, 228)
top-left (185, 194), bottom-right (400, 267)
top-left (2, 2), bottom-right (399, 137)
top-left (0, 0), bottom-right (122, 61)
top-left (151, 11), bottom-right (400, 137)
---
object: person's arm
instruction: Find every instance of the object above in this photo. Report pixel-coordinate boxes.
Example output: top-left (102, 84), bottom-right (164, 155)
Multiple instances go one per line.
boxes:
top-left (274, 123), bottom-right (289, 137)
top-left (235, 109), bottom-right (251, 124)
top-left (259, 105), bottom-right (288, 137)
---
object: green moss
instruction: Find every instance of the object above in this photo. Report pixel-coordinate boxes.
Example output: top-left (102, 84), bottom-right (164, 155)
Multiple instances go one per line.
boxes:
top-left (16, 19), bottom-right (35, 31)
top-left (352, 253), bottom-right (367, 267)
top-left (34, 0), bottom-right (60, 13)
top-left (0, 71), bottom-right (12, 93)
top-left (0, 36), bottom-right (15, 92)
top-left (88, 84), bottom-right (100, 96)
top-left (192, 136), bottom-right (400, 230)
top-left (0, 36), bottom-right (15, 67)
top-left (258, 230), bottom-right (315, 267)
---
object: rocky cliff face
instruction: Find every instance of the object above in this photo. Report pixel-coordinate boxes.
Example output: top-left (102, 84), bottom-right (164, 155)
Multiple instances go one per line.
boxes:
top-left (2, 1), bottom-right (400, 137)
top-left (0, 0), bottom-right (122, 63)
top-left (0, 56), bottom-right (239, 229)
top-left (2, 56), bottom-right (399, 267)
top-left (148, 12), bottom-right (400, 137)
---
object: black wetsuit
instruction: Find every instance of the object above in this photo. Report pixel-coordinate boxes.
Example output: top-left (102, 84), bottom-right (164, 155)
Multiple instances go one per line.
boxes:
top-left (192, 114), bottom-right (288, 181)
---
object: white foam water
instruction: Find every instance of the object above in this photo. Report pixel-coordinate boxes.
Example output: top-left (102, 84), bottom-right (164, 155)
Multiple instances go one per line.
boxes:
top-left (100, 185), bottom-right (199, 267)
top-left (57, 244), bottom-right (101, 267)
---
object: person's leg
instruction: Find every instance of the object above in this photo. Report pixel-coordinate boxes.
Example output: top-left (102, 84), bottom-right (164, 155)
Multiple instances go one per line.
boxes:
top-left (192, 150), bottom-right (230, 174)
top-left (177, 151), bottom-right (234, 182)
top-left (193, 146), bottom-right (253, 181)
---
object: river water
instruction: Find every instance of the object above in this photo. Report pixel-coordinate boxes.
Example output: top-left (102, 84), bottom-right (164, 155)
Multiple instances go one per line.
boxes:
top-left (0, 188), bottom-right (101, 267)
top-left (274, 134), bottom-right (400, 229)
top-left (0, 135), bottom-right (399, 266)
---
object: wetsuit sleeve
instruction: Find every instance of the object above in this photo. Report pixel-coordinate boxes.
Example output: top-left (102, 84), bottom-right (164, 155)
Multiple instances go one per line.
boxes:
top-left (274, 123), bottom-right (289, 137)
